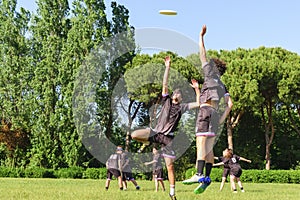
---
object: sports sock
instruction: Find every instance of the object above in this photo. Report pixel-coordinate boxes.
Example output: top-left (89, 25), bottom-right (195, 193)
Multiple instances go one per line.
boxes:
top-left (205, 163), bottom-right (213, 177)
top-left (197, 160), bottom-right (205, 175)
top-left (169, 185), bottom-right (175, 196)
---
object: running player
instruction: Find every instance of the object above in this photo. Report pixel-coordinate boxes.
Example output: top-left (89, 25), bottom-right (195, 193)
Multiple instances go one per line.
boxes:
top-left (182, 25), bottom-right (233, 195)
top-left (131, 56), bottom-right (201, 200)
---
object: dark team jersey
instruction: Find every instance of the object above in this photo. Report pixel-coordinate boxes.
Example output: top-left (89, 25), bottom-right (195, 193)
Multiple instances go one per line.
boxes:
top-left (120, 152), bottom-right (131, 172)
top-left (106, 153), bottom-right (121, 169)
top-left (200, 60), bottom-right (229, 104)
top-left (153, 153), bottom-right (163, 171)
top-left (154, 94), bottom-right (189, 135)
top-left (222, 154), bottom-right (241, 170)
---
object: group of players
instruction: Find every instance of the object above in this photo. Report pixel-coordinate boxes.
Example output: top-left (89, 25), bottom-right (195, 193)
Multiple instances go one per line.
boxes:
top-left (105, 25), bottom-right (251, 199)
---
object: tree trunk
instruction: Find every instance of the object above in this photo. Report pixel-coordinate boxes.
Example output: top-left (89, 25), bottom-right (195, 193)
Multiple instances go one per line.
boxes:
top-left (227, 117), bottom-right (234, 150)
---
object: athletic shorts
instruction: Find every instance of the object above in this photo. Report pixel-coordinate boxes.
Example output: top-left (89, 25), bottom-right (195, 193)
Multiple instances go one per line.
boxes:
top-left (154, 168), bottom-right (164, 180)
top-left (222, 167), bottom-right (230, 178)
top-left (196, 106), bottom-right (219, 137)
top-left (230, 167), bottom-right (242, 178)
top-left (122, 172), bottom-right (134, 181)
top-left (107, 168), bottom-right (121, 180)
top-left (149, 130), bottom-right (176, 159)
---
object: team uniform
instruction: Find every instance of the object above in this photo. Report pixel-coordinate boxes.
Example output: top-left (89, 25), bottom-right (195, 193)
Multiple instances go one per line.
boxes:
top-left (148, 94), bottom-right (190, 159)
top-left (217, 156), bottom-right (230, 179)
top-left (106, 153), bottom-right (121, 180)
top-left (196, 60), bottom-right (229, 137)
top-left (222, 155), bottom-right (243, 178)
top-left (152, 153), bottom-right (164, 180)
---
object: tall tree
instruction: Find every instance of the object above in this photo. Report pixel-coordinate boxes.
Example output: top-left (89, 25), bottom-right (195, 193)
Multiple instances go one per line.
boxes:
top-left (0, 0), bottom-right (31, 167)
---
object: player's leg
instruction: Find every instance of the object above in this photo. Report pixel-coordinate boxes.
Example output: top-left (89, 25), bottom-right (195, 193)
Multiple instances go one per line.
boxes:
top-left (164, 156), bottom-right (176, 200)
top-left (155, 177), bottom-right (159, 192)
top-left (220, 168), bottom-right (230, 191)
top-left (105, 169), bottom-right (113, 190)
top-left (182, 136), bottom-right (206, 185)
top-left (230, 175), bottom-right (237, 193)
top-left (236, 177), bottom-right (244, 192)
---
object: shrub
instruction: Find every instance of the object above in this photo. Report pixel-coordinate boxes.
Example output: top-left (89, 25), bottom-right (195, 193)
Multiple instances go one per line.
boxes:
top-left (54, 166), bottom-right (84, 179)
top-left (24, 167), bottom-right (55, 178)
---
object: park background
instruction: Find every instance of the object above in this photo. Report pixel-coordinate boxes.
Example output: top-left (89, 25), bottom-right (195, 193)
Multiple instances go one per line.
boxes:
top-left (0, 0), bottom-right (299, 186)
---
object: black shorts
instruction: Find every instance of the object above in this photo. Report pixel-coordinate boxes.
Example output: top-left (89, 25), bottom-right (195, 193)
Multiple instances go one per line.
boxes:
top-left (222, 167), bottom-right (230, 178)
top-left (153, 168), bottom-right (164, 180)
top-left (149, 130), bottom-right (176, 159)
top-left (122, 172), bottom-right (134, 181)
top-left (230, 167), bottom-right (242, 178)
top-left (107, 168), bottom-right (121, 180)
top-left (196, 106), bottom-right (219, 137)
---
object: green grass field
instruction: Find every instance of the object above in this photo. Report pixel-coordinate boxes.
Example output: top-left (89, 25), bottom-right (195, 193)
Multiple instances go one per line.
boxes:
top-left (0, 178), bottom-right (299, 200)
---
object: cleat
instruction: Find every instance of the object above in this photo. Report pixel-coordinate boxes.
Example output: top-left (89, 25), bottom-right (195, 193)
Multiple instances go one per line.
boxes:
top-left (194, 182), bottom-right (210, 194)
top-left (182, 174), bottom-right (204, 185)
top-left (204, 176), bottom-right (211, 184)
top-left (136, 186), bottom-right (140, 190)
top-left (137, 142), bottom-right (150, 153)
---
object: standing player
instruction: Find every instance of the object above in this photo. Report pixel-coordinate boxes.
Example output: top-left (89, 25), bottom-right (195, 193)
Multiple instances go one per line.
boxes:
top-left (105, 146), bottom-right (124, 191)
top-left (182, 24), bottom-right (233, 195)
top-left (214, 148), bottom-right (252, 193)
top-left (120, 150), bottom-right (140, 190)
top-left (131, 56), bottom-right (201, 200)
top-left (144, 146), bottom-right (166, 192)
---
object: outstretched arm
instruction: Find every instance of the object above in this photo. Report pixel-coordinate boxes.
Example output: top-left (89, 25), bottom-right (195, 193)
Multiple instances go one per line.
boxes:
top-left (213, 162), bottom-right (224, 167)
top-left (199, 25), bottom-right (208, 64)
top-left (188, 79), bottom-right (200, 109)
top-left (219, 95), bottom-right (233, 124)
top-left (162, 56), bottom-right (171, 95)
top-left (144, 160), bottom-right (157, 166)
top-left (239, 157), bottom-right (252, 163)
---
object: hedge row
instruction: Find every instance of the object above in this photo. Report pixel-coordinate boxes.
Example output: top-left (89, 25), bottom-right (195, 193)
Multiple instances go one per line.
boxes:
top-left (185, 168), bottom-right (300, 184)
top-left (0, 166), bottom-right (299, 183)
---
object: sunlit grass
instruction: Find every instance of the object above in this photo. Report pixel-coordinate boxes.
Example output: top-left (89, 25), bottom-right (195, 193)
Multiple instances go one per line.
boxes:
top-left (0, 178), bottom-right (299, 200)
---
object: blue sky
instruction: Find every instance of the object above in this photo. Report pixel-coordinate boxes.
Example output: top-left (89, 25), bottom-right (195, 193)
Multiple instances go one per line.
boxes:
top-left (17, 0), bottom-right (300, 55)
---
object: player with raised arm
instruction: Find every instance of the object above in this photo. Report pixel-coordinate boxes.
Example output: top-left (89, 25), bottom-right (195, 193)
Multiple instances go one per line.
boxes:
top-left (131, 56), bottom-right (200, 200)
top-left (182, 25), bottom-right (233, 195)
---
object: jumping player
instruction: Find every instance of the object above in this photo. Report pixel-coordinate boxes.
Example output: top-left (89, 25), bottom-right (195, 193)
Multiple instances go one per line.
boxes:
top-left (182, 24), bottom-right (233, 195)
top-left (144, 146), bottom-right (166, 192)
top-left (214, 148), bottom-right (251, 193)
top-left (131, 56), bottom-right (201, 200)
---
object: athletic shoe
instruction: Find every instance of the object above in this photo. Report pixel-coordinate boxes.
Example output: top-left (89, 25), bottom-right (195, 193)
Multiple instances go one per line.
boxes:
top-left (137, 142), bottom-right (150, 153)
top-left (241, 189), bottom-right (245, 192)
top-left (233, 190), bottom-right (238, 193)
top-left (123, 188), bottom-right (127, 191)
top-left (182, 174), bottom-right (204, 185)
top-left (204, 176), bottom-right (211, 185)
top-left (193, 182), bottom-right (209, 194)
top-left (136, 186), bottom-right (140, 190)
top-left (169, 194), bottom-right (177, 200)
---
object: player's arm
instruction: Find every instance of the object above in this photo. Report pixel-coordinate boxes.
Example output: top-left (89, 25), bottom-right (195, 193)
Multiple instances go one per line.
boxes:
top-left (239, 157), bottom-right (252, 163)
top-left (122, 159), bottom-right (129, 170)
top-left (219, 95), bottom-right (233, 124)
top-left (199, 25), bottom-right (208, 64)
top-left (213, 162), bottom-right (224, 167)
top-left (162, 56), bottom-right (171, 95)
top-left (188, 79), bottom-right (200, 109)
top-left (144, 160), bottom-right (157, 165)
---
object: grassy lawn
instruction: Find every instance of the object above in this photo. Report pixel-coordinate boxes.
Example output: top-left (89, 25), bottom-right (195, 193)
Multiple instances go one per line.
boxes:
top-left (0, 178), bottom-right (299, 200)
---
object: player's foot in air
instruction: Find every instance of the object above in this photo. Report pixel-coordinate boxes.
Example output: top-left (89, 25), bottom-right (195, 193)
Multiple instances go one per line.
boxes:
top-left (137, 141), bottom-right (150, 153)
top-left (169, 194), bottom-right (177, 200)
top-left (193, 176), bottom-right (211, 194)
top-left (182, 174), bottom-right (204, 185)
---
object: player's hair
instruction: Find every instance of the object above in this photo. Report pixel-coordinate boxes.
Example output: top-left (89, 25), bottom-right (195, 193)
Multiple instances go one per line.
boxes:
top-left (211, 58), bottom-right (226, 76)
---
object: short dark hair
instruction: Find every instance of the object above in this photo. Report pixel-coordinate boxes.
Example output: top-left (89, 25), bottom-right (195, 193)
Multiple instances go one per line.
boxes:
top-left (211, 58), bottom-right (226, 76)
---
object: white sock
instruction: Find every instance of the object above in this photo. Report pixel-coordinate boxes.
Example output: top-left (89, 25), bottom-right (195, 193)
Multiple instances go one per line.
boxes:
top-left (170, 185), bottom-right (175, 196)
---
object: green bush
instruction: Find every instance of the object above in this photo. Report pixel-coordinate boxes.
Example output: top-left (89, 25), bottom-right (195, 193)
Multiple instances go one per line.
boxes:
top-left (54, 166), bottom-right (84, 179)
top-left (83, 168), bottom-right (106, 179)
top-left (24, 167), bottom-right (55, 178)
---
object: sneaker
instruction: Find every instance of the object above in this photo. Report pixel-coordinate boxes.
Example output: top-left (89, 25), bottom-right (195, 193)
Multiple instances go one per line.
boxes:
top-left (233, 191), bottom-right (238, 193)
top-left (136, 186), bottom-right (140, 190)
top-left (123, 188), bottom-right (127, 191)
top-left (194, 182), bottom-right (210, 194)
top-left (137, 142), bottom-right (150, 153)
top-left (241, 189), bottom-right (245, 192)
top-left (182, 174), bottom-right (204, 185)
top-left (169, 194), bottom-right (177, 200)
